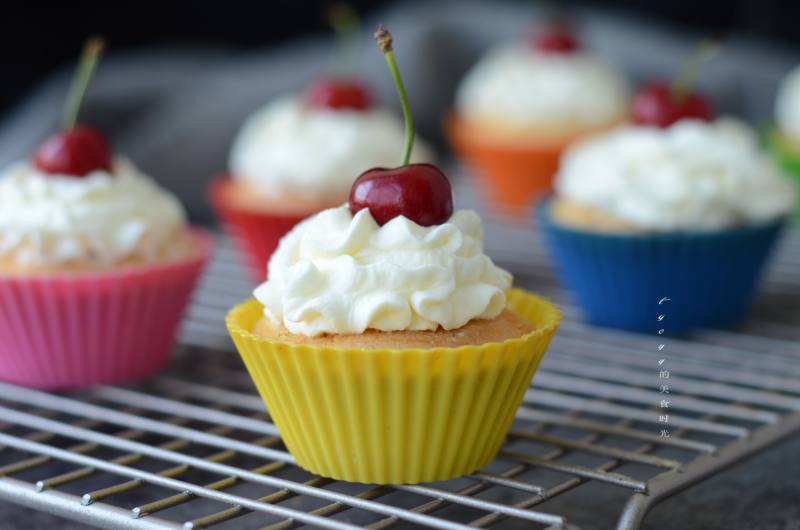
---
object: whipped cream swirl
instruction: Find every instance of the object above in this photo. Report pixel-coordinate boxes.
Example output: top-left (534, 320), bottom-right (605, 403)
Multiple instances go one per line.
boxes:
top-left (456, 45), bottom-right (629, 129)
top-left (556, 119), bottom-right (796, 231)
top-left (230, 96), bottom-right (432, 202)
top-left (775, 65), bottom-right (800, 138)
top-left (0, 158), bottom-right (188, 267)
top-left (254, 205), bottom-right (512, 336)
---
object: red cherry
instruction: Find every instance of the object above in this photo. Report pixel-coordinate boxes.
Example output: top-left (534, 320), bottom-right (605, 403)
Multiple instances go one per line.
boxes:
top-left (631, 82), bottom-right (714, 128)
top-left (532, 25), bottom-right (579, 54)
top-left (349, 163), bottom-right (453, 227)
top-left (33, 125), bottom-right (112, 177)
top-left (353, 28), bottom-right (453, 227)
top-left (305, 78), bottom-right (372, 111)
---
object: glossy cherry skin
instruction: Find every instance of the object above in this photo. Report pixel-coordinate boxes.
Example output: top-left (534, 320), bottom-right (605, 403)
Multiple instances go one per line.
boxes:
top-left (631, 82), bottom-right (714, 128)
top-left (305, 78), bottom-right (372, 111)
top-left (349, 163), bottom-right (454, 226)
top-left (532, 25), bottom-right (579, 54)
top-left (33, 125), bottom-right (112, 177)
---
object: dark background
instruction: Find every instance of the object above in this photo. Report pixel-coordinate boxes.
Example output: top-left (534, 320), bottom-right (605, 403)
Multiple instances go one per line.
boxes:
top-left (2, 0), bottom-right (800, 117)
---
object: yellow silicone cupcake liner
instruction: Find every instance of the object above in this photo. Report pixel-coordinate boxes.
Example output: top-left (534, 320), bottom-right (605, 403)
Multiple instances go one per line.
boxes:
top-left (226, 288), bottom-right (561, 484)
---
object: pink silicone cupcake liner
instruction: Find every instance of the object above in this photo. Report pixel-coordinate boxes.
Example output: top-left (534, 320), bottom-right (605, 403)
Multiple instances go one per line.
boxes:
top-left (0, 229), bottom-right (213, 390)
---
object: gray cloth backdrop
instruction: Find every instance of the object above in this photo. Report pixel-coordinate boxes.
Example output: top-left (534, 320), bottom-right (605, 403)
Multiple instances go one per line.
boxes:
top-left (1, 0), bottom-right (798, 223)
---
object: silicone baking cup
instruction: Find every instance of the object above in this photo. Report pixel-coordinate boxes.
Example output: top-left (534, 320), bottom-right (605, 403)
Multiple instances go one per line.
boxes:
top-left (538, 200), bottom-right (786, 333)
top-left (226, 288), bottom-right (560, 484)
top-left (765, 129), bottom-right (800, 220)
top-left (209, 177), bottom-right (309, 283)
top-left (0, 229), bottom-right (213, 389)
top-left (445, 114), bottom-right (564, 217)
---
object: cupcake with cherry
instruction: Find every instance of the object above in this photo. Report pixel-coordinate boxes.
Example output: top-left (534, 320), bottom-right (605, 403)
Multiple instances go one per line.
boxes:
top-left (539, 41), bottom-right (795, 333)
top-left (0, 39), bottom-right (212, 389)
top-left (766, 64), bottom-right (800, 219)
top-left (211, 7), bottom-right (432, 282)
top-left (226, 26), bottom-right (561, 484)
top-left (446, 19), bottom-right (629, 217)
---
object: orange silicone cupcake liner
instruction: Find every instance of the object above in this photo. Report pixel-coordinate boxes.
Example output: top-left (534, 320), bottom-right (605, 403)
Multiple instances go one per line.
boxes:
top-left (445, 114), bottom-right (567, 217)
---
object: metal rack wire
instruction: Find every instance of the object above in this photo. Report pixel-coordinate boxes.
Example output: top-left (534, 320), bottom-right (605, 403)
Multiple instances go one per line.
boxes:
top-left (1, 181), bottom-right (799, 530)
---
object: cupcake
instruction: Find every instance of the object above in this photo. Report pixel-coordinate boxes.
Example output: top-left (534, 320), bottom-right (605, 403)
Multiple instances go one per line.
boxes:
top-left (767, 64), bottom-right (800, 218)
top-left (211, 15), bottom-right (431, 282)
top-left (539, 117), bottom-right (794, 333)
top-left (212, 92), bottom-right (432, 281)
top-left (446, 23), bottom-right (629, 217)
top-left (226, 27), bottom-right (560, 484)
top-left (0, 39), bottom-right (212, 389)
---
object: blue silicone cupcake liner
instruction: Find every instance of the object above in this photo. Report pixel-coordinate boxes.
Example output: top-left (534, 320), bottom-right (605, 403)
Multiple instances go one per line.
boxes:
top-left (537, 199), bottom-right (786, 334)
top-left (765, 128), bottom-right (800, 220)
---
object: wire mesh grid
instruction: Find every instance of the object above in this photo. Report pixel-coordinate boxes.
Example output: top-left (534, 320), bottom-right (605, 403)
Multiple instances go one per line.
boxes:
top-left (1, 178), bottom-right (799, 530)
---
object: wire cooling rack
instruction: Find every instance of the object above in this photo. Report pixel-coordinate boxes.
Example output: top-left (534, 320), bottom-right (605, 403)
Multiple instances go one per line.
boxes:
top-left (1, 180), bottom-right (799, 530)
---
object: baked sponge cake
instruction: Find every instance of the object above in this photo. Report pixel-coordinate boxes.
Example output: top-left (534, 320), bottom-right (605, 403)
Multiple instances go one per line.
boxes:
top-left (226, 205), bottom-right (560, 484)
top-left (0, 40), bottom-right (211, 389)
top-left (539, 117), bottom-right (794, 333)
top-left (446, 23), bottom-right (629, 216)
top-left (0, 156), bottom-right (212, 389)
top-left (210, 71), bottom-right (433, 282)
top-left (252, 308), bottom-right (532, 348)
top-left (226, 26), bottom-right (560, 484)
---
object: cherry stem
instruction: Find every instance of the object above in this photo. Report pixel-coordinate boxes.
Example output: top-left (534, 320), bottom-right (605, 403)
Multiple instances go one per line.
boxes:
top-left (329, 3), bottom-right (359, 77)
top-left (670, 37), bottom-right (721, 102)
top-left (61, 37), bottom-right (105, 131)
top-left (374, 25), bottom-right (414, 166)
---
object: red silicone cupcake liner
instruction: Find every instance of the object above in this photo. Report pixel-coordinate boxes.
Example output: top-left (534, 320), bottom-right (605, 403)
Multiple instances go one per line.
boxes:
top-left (209, 176), bottom-right (312, 283)
top-left (0, 229), bottom-right (213, 390)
